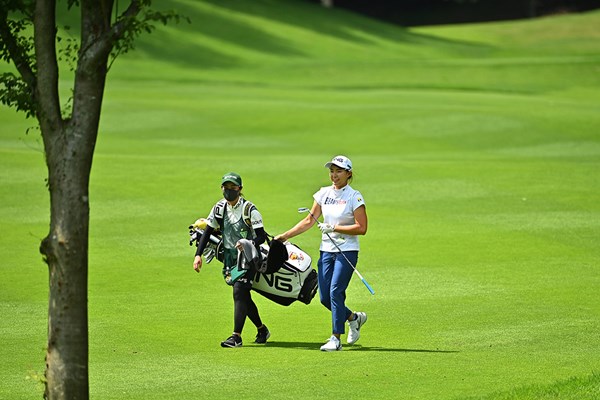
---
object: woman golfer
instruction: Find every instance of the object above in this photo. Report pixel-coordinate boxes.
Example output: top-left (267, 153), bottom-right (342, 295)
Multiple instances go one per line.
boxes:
top-left (193, 172), bottom-right (270, 348)
top-left (275, 155), bottom-right (368, 351)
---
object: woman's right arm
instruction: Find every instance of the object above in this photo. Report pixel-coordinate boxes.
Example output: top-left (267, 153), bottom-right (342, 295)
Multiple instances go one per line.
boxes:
top-left (275, 201), bottom-right (321, 242)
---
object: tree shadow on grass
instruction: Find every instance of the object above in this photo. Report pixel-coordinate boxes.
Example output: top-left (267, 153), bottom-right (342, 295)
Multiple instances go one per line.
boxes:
top-left (134, 0), bottom-right (493, 70)
top-left (202, 0), bottom-right (493, 54)
top-left (249, 341), bottom-right (458, 353)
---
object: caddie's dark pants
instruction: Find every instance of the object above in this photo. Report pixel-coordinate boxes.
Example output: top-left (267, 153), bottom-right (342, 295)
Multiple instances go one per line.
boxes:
top-left (233, 272), bottom-right (262, 334)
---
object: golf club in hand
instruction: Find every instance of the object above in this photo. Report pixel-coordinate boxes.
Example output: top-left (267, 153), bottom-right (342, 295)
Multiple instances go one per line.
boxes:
top-left (298, 207), bottom-right (375, 295)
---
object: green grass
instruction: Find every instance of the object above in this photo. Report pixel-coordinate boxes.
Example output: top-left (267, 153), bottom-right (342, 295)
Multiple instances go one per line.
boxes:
top-left (1, 1), bottom-right (599, 399)
top-left (466, 373), bottom-right (600, 400)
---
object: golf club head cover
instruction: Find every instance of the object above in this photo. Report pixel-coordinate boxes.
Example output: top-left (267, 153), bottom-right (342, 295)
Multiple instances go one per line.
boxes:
top-left (236, 239), bottom-right (261, 271)
top-left (265, 239), bottom-right (288, 274)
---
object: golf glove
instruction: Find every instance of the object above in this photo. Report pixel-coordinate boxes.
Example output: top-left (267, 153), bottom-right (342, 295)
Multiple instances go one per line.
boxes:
top-left (318, 223), bottom-right (335, 234)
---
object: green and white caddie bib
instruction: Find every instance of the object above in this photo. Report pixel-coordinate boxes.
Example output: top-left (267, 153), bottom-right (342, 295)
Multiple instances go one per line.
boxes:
top-left (205, 197), bottom-right (264, 284)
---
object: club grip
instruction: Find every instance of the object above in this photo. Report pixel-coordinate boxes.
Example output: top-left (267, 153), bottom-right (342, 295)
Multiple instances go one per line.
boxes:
top-left (362, 278), bottom-right (375, 295)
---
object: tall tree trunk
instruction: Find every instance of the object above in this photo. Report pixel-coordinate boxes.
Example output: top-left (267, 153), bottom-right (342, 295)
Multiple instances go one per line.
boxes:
top-left (40, 133), bottom-right (92, 400)
top-left (39, 63), bottom-right (106, 400)
top-left (36, 0), bottom-right (111, 398)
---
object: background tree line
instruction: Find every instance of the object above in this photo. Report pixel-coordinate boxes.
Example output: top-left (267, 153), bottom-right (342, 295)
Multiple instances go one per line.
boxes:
top-left (310, 0), bottom-right (600, 25)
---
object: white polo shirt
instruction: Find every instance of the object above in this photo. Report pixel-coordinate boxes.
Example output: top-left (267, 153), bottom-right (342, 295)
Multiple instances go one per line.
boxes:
top-left (313, 184), bottom-right (365, 252)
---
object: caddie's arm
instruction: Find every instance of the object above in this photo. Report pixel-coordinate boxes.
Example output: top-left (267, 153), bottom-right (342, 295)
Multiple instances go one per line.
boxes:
top-left (193, 225), bottom-right (216, 273)
top-left (195, 225), bottom-right (216, 257)
top-left (193, 255), bottom-right (202, 272)
top-left (253, 227), bottom-right (267, 247)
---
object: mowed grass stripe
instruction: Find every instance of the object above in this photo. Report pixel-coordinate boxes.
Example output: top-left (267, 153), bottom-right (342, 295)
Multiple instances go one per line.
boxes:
top-left (1, 2), bottom-right (599, 399)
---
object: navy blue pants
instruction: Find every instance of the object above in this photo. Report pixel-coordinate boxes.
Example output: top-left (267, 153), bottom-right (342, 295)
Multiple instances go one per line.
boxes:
top-left (318, 251), bottom-right (358, 334)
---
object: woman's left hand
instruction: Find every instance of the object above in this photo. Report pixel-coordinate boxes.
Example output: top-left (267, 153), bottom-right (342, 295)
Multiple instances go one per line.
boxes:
top-left (318, 223), bottom-right (335, 234)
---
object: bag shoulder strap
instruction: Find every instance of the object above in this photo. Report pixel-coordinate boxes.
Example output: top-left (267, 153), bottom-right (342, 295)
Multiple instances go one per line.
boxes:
top-left (242, 200), bottom-right (272, 240)
top-left (242, 200), bottom-right (256, 229)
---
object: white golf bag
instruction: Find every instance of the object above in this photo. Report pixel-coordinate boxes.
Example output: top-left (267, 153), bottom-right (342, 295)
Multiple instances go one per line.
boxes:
top-left (189, 227), bottom-right (318, 306)
top-left (252, 241), bottom-right (318, 306)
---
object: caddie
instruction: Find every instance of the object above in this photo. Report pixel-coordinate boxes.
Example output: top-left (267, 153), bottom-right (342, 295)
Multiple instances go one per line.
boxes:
top-left (192, 172), bottom-right (270, 348)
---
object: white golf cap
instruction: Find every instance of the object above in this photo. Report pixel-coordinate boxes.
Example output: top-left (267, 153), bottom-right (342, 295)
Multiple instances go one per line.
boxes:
top-left (325, 155), bottom-right (352, 171)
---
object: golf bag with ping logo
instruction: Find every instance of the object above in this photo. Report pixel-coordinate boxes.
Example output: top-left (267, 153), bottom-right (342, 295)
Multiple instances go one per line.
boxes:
top-left (189, 225), bottom-right (318, 306)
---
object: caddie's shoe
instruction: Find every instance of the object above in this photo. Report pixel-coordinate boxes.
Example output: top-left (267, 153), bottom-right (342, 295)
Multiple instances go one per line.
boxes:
top-left (221, 334), bottom-right (242, 348)
top-left (320, 335), bottom-right (342, 352)
top-left (347, 312), bottom-right (367, 344)
top-left (254, 325), bottom-right (271, 344)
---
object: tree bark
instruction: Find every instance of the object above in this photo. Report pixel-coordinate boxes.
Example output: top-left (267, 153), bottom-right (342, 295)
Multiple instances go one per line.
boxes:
top-left (40, 144), bottom-right (91, 400)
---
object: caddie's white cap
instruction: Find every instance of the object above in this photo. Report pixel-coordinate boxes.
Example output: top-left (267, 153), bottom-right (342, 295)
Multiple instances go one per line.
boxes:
top-left (325, 155), bottom-right (352, 171)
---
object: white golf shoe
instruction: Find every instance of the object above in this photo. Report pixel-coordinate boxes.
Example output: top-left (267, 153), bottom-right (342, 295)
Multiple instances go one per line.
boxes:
top-left (320, 335), bottom-right (342, 352)
top-left (347, 312), bottom-right (367, 344)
